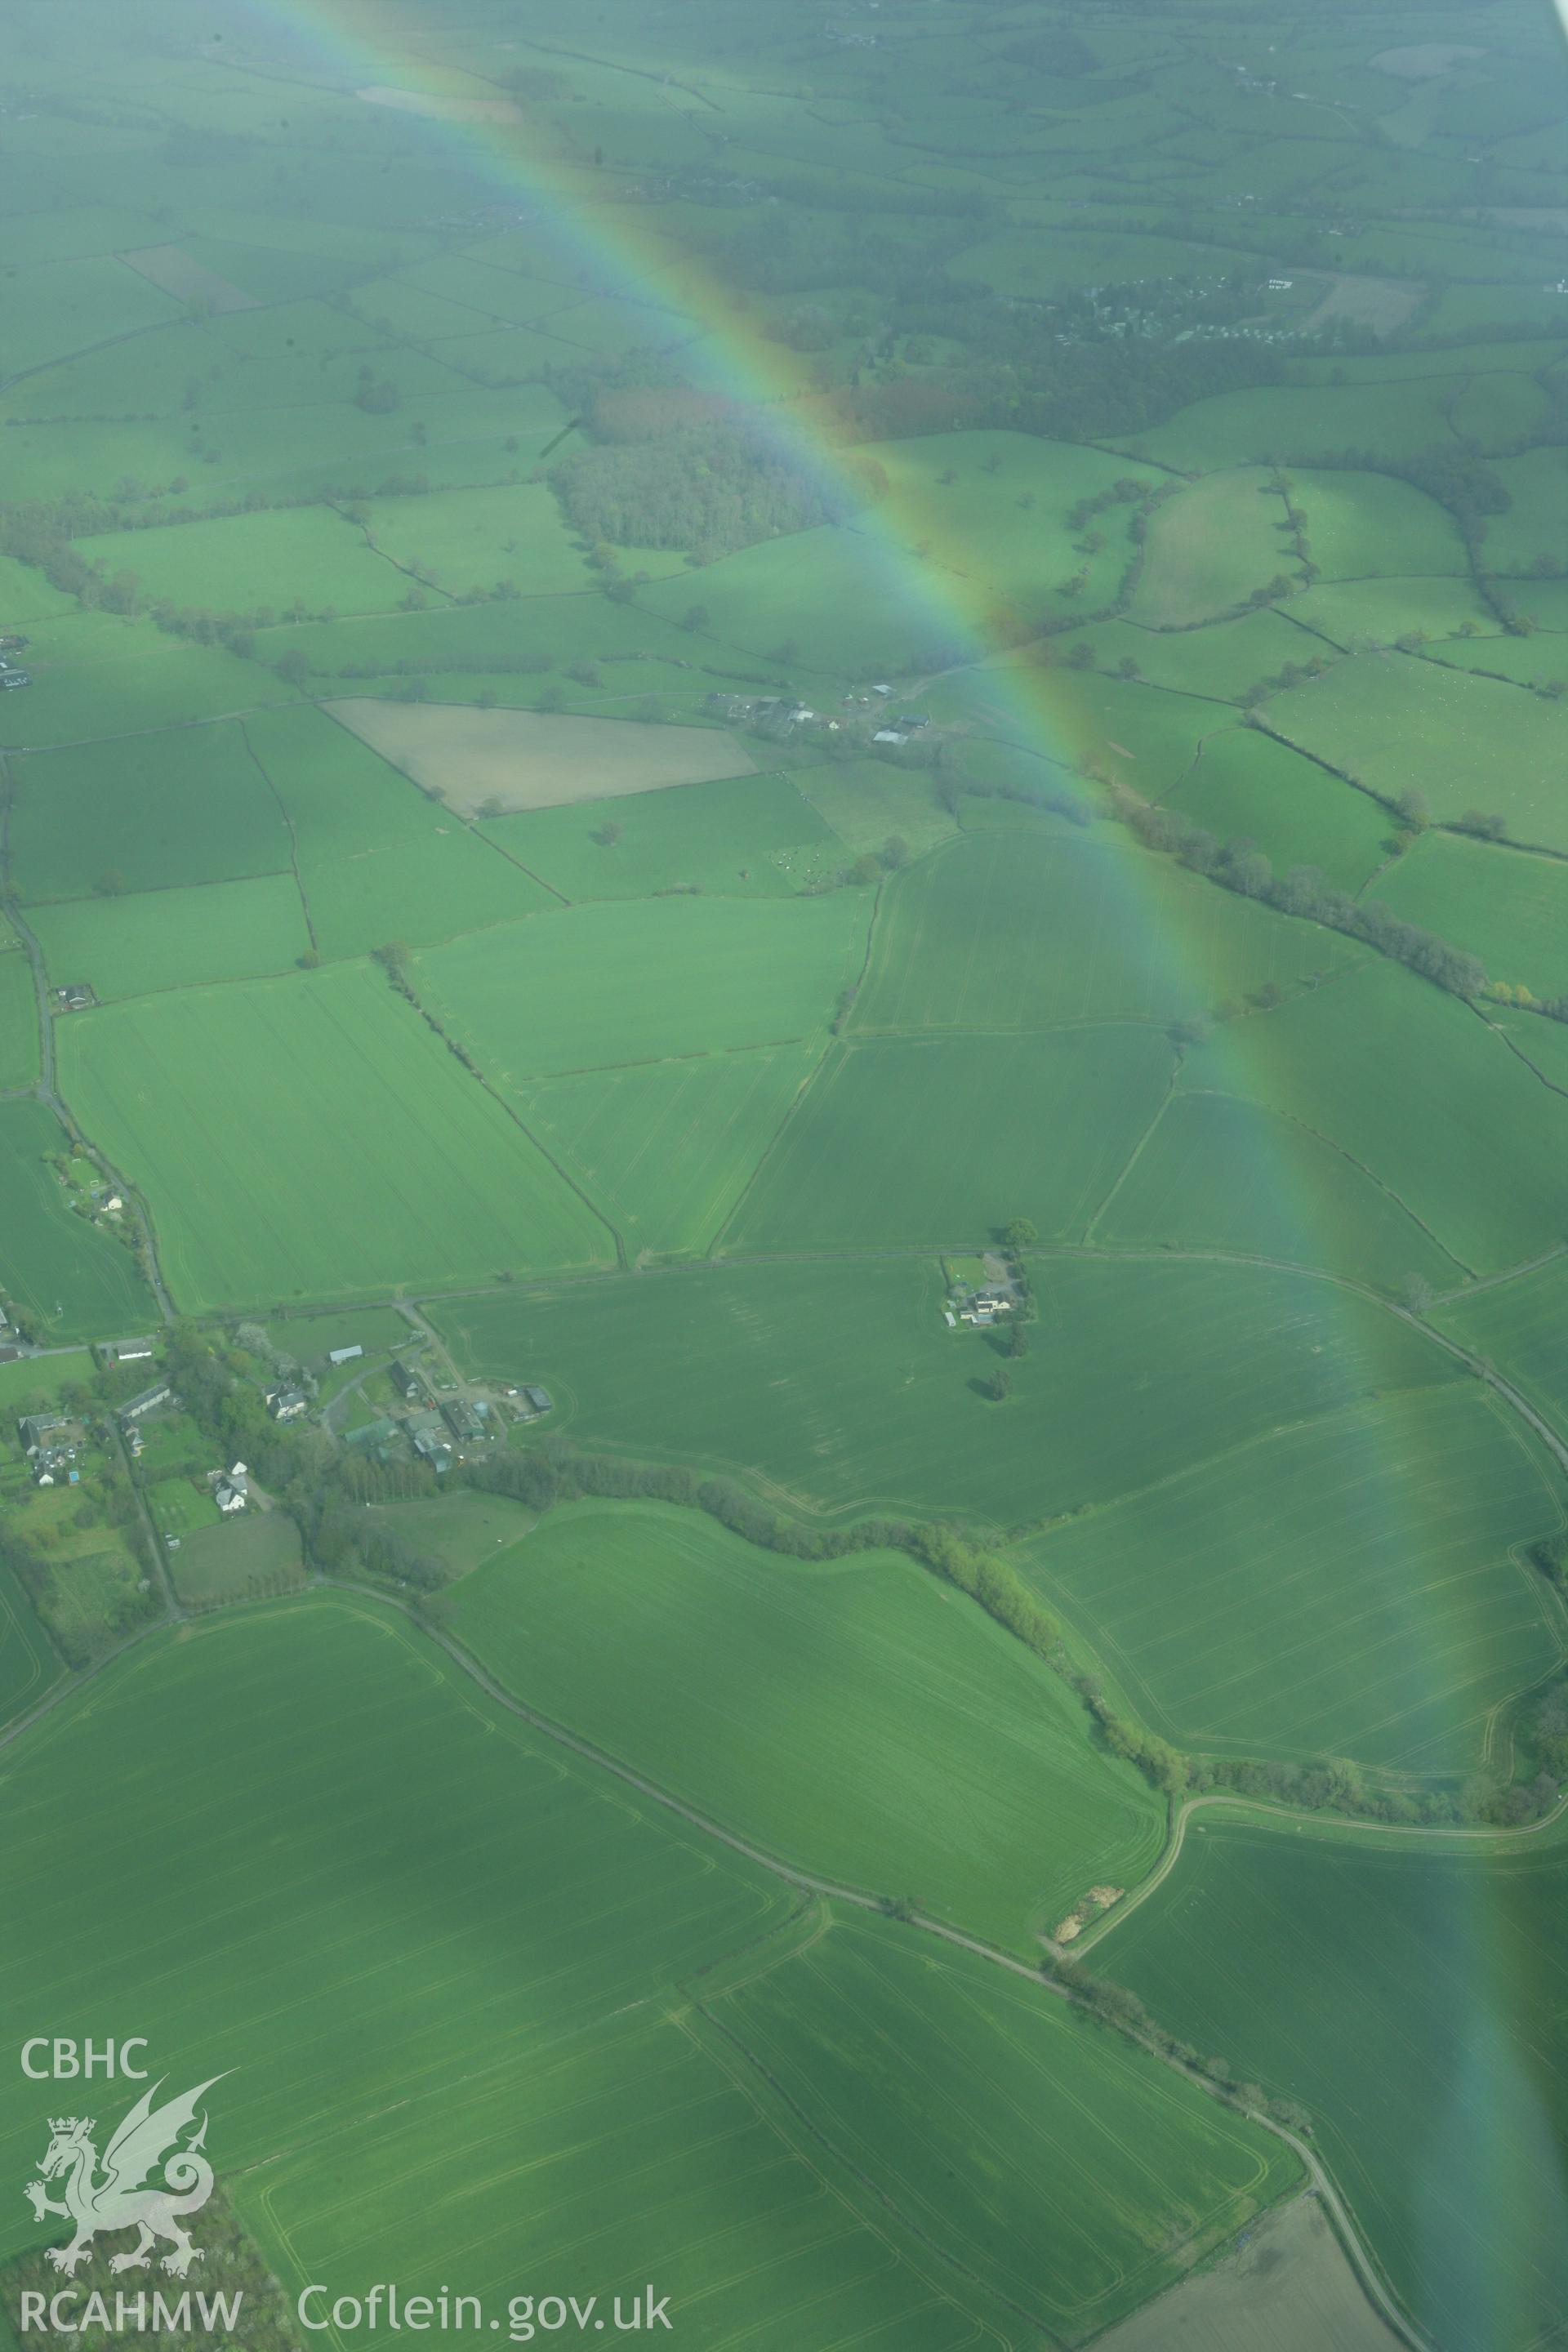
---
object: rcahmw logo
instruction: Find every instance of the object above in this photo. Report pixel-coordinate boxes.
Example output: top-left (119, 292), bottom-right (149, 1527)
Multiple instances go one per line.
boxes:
top-left (18, 2041), bottom-right (241, 2334)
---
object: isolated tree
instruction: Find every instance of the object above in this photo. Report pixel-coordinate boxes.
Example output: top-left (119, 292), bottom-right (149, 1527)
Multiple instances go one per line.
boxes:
top-left (94, 869), bottom-right (127, 897)
top-left (1008, 1318), bottom-right (1028, 1361)
top-left (1001, 1217), bottom-right (1037, 1252)
top-left (593, 819), bottom-right (623, 848)
top-left (988, 1366), bottom-right (1011, 1403)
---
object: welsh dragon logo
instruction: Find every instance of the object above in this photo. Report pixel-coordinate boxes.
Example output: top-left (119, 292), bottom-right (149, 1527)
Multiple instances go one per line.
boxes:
top-left (24, 2077), bottom-right (225, 2278)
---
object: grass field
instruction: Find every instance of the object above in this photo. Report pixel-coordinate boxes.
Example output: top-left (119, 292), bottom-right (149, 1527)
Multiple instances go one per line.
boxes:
top-left (1433, 1254), bottom-right (1568, 1442)
top-left (29, 875), bottom-right (310, 1000)
top-left (1018, 1382), bottom-right (1561, 1772)
top-left (728, 1027), bottom-right (1174, 1250)
top-left (704, 1909), bottom-right (1299, 2343)
top-left (520, 1042), bottom-right (822, 1258)
top-left (1098, 1088), bottom-right (1460, 1293)
top-left (1099, 1821), bottom-right (1568, 2350)
top-left (852, 831), bottom-right (1356, 1035)
top-left (241, 705), bottom-right (556, 958)
top-left (7, 724), bottom-right (291, 902)
top-left (434, 1254), bottom-right (1452, 1530)
top-left (1370, 835), bottom-right (1568, 1000)
top-left (327, 700), bottom-right (755, 816)
top-left (0, 1561), bottom-right (60, 1735)
top-left (0, 1098), bottom-right (157, 1340)
top-left (486, 769), bottom-right (844, 900)
top-left (420, 890), bottom-right (868, 1083)
top-left (361, 1490), bottom-right (537, 1579)
top-left (445, 1498), bottom-right (1164, 1948)
top-left (1263, 659), bottom-right (1568, 850)
top-left (1181, 962), bottom-right (1568, 1276)
top-left (72, 506), bottom-right (415, 619)
top-left (1130, 469), bottom-right (1291, 627)
top-left (1168, 728), bottom-right (1393, 894)
top-left (56, 964), bottom-right (612, 1311)
top-left (1290, 468), bottom-right (1468, 580)
top-left (169, 1512), bottom-right (305, 1608)
top-left (0, 1599), bottom-right (1280, 2348)
top-left (0, 948), bottom-right (38, 1090)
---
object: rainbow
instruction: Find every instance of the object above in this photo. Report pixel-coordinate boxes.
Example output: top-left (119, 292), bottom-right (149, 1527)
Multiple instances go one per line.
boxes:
top-left (221, 0), bottom-right (1510, 1778)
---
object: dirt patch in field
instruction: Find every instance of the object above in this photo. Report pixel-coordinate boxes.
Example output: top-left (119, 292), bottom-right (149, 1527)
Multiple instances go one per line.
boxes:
top-left (1299, 274), bottom-right (1424, 336)
top-left (358, 84), bottom-right (523, 123)
top-left (326, 701), bottom-right (756, 817)
top-left (118, 244), bottom-right (258, 312)
top-left (1092, 2194), bottom-right (1402, 2352)
top-left (1371, 43), bottom-right (1485, 78)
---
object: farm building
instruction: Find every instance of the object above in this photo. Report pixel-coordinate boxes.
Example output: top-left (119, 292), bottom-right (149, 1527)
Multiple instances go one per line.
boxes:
top-left (100, 1337), bottom-right (154, 1367)
top-left (54, 984), bottom-right (92, 1011)
top-left (390, 1358), bottom-right (426, 1402)
top-left (119, 1381), bottom-right (172, 1425)
top-left (327, 1344), bottom-right (363, 1365)
top-left (442, 1397), bottom-right (488, 1445)
top-left (19, 1413), bottom-right (69, 1454)
top-left (523, 1385), bottom-right (554, 1418)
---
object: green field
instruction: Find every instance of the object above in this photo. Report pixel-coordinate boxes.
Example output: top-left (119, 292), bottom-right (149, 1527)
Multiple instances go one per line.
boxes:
top-left (29, 875), bottom-right (310, 1000)
top-left (1098, 1089), bottom-right (1460, 1293)
top-left (1370, 834), bottom-right (1568, 1001)
top-left (1180, 963), bottom-right (1568, 1276)
top-left (1099, 1822), bottom-right (1568, 2350)
top-left (1018, 1383), bottom-right (1561, 1772)
top-left (1167, 728), bottom-right (1393, 894)
top-left (0, 1599), bottom-right (1285, 2347)
top-left (421, 890), bottom-right (869, 1084)
top-left (7, 724), bottom-right (292, 902)
top-left (486, 769), bottom-right (845, 901)
top-left (0, 1561), bottom-right (60, 1735)
top-left (72, 506), bottom-right (417, 619)
top-left (1291, 467), bottom-right (1468, 580)
top-left (1130, 468), bottom-right (1291, 627)
top-left (56, 964), bottom-right (613, 1311)
top-left (705, 1909), bottom-right (1300, 2342)
top-left (521, 1042), bottom-right (822, 1258)
top-left (361, 1489), bottom-right (537, 1579)
top-left (447, 1498), bottom-right (1163, 1948)
top-left (169, 1512), bottom-right (306, 1607)
top-left (0, 949), bottom-right (38, 1089)
top-left (243, 705), bottom-right (555, 957)
top-left (0, 1098), bottom-right (157, 1339)
top-left (853, 831), bottom-right (1354, 1036)
top-left (1433, 1254), bottom-right (1568, 1442)
top-left (1263, 659), bottom-right (1568, 850)
top-left (434, 1255), bottom-right (1453, 1530)
top-left (728, 1027), bottom-right (1174, 1250)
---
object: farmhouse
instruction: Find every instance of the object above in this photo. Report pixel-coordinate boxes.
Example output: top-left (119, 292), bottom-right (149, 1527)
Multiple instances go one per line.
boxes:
top-left (389, 1357), bottom-right (426, 1402)
top-left (267, 1385), bottom-right (310, 1421)
top-left (19, 1412), bottom-right (68, 1454)
top-left (119, 1381), bottom-right (172, 1425)
top-left (54, 983), bottom-right (92, 1011)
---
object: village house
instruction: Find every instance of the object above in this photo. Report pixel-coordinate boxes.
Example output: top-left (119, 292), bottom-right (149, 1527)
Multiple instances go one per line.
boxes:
top-left (118, 1381), bottom-right (172, 1427)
